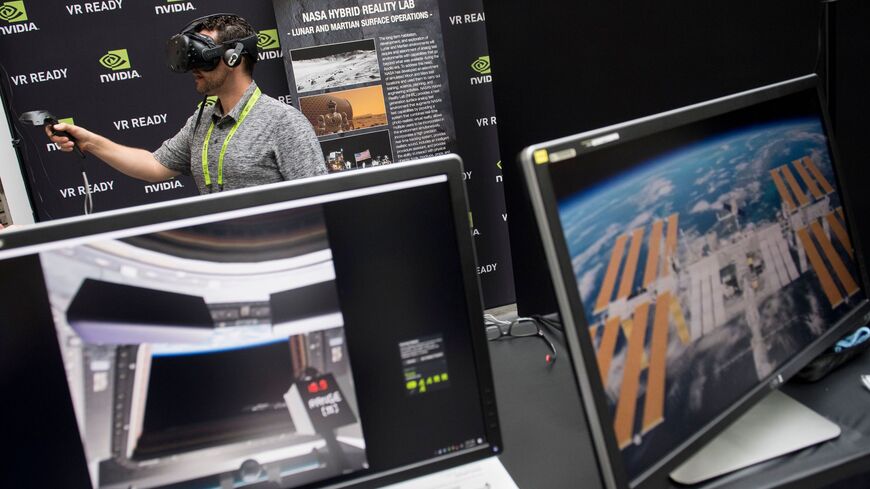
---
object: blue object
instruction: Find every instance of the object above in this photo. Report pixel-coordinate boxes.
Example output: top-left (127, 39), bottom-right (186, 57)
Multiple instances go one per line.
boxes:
top-left (834, 326), bottom-right (870, 353)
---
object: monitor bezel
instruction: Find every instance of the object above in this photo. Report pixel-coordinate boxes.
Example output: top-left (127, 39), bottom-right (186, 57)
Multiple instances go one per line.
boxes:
top-left (520, 74), bottom-right (870, 489)
top-left (0, 154), bottom-right (503, 489)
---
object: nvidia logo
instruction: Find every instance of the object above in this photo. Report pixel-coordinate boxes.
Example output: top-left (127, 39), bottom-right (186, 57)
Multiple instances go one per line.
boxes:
top-left (99, 49), bottom-right (131, 70)
top-left (471, 56), bottom-right (490, 75)
top-left (0, 1), bottom-right (27, 23)
top-left (59, 117), bottom-right (74, 125)
top-left (257, 29), bottom-right (279, 50)
top-left (98, 48), bottom-right (140, 83)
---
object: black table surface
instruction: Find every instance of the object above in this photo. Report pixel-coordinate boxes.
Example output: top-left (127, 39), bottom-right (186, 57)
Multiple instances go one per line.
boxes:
top-left (489, 320), bottom-right (605, 489)
top-left (488, 310), bottom-right (870, 489)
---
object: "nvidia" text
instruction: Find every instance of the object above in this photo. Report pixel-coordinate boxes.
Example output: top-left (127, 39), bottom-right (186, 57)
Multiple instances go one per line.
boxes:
top-left (100, 70), bottom-right (141, 83)
top-left (154, 1), bottom-right (194, 15)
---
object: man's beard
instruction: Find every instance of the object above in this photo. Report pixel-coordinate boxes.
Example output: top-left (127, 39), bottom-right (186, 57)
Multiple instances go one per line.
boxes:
top-left (195, 69), bottom-right (228, 95)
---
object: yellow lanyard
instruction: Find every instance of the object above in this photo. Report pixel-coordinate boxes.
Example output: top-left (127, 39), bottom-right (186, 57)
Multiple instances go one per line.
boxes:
top-left (201, 87), bottom-right (262, 192)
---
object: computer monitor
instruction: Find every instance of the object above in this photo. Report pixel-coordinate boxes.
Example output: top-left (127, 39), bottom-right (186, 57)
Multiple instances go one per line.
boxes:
top-left (519, 74), bottom-right (870, 488)
top-left (0, 155), bottom-right (502, 489)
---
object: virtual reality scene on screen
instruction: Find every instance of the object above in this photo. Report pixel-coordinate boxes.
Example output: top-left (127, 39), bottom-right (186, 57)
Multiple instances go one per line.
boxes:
top-left (40, 206), bottom-right (367, 489)
top-left (557, 113), bottom-right (865, 477)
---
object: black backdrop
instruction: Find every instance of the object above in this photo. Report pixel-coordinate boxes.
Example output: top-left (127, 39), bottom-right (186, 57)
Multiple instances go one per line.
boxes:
top-left (0, 0), bottom-right (515, 308)
top-left (482, 0), bottom-right (870, 315)
top-left (832, 1), bottom-right (870, 283)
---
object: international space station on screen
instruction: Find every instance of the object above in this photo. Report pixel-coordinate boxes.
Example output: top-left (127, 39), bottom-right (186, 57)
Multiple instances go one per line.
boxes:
top-left (559, 117), bottom-right (864, 459)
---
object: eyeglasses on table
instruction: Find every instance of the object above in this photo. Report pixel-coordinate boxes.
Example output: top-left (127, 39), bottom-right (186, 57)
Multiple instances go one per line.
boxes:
top-left (484, 316), bottom-right (557, 364)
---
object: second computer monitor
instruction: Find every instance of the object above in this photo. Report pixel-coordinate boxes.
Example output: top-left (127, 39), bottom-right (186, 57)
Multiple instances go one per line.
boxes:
top-left (521, 74), bottom-right (869, 487)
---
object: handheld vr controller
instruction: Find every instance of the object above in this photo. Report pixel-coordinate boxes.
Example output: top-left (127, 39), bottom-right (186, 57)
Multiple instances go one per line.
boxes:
top-left (19, 110), bottom-right (93, 214)
top-left (19, 110), bottom-right (85, 159)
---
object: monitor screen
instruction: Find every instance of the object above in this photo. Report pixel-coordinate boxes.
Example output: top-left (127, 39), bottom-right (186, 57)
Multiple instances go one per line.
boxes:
top-left (0, 156), bottom-right (501, 489)
top-left (521, 75), bottom-right (869, 487)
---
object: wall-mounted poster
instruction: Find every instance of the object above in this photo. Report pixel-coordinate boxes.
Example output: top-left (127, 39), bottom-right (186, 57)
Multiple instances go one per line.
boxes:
top-left (273, 0), bottom-right (515, 306)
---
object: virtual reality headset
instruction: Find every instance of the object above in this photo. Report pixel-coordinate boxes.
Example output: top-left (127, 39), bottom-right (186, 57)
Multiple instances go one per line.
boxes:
top-left (166, 13), bottom-right (259, 73)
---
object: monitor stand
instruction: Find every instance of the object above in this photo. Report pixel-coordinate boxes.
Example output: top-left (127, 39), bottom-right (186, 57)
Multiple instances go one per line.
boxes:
top-left (669, 389), bottom-right (841, 485)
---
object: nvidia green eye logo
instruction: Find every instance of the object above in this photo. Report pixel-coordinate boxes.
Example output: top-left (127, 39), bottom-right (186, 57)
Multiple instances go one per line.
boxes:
top-left (471, 56), bottom-right (491, 75)
top-left (99, 49), bottom-right (131, 71)
top-left (0, 1), bottom-right (27, 23)
top-left (257, 29), bottom-right (279, 50)
top-left (59, 117), bottom-right (74, 125)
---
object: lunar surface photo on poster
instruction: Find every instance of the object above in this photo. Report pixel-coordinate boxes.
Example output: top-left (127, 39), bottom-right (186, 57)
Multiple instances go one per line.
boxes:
top-left (292, 39), bottom-right (381, 93)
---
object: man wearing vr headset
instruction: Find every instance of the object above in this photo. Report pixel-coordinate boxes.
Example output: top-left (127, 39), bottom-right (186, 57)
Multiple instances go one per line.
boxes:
top-left (47, 14), bottom-right (325, 194)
